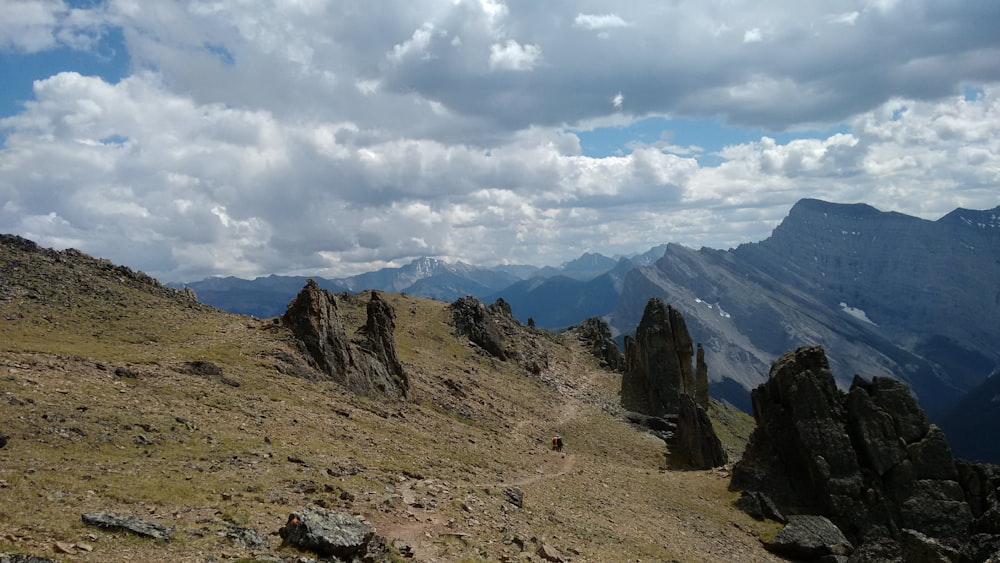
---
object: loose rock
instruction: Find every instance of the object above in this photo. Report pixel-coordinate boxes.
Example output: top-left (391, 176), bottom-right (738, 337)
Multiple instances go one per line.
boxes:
top-left (81, 513), bottom-right (171, 541)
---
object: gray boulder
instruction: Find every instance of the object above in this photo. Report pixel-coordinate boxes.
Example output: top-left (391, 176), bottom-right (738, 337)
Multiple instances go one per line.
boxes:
top-left (81, 513), bottom-right (171, 541)
top-left (764, 514), bottom-right (853, 560)
top-left (279, 506), bottom-right (388, 561)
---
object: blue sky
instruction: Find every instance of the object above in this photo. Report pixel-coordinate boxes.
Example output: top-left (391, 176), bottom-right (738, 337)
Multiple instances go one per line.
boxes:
top-left (1, 0), bottom-right (998, 282)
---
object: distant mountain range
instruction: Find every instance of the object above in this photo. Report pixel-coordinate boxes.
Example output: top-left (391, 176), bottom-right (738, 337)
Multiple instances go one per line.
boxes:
top-left (175, 198), bottom-right (1000, 461)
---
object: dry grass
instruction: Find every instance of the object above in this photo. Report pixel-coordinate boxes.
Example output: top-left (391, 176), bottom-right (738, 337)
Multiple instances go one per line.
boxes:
top-left (0, 245), bottom-right (776, 562)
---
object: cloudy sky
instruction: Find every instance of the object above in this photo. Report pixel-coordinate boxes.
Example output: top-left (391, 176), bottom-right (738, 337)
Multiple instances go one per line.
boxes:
top-left (1, 0), bottom-right (998, 282)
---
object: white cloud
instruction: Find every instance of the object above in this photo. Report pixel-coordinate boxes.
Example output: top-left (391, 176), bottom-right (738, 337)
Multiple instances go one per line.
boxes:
top-left (0, 1), bottom-right (999, 281)
top-left (0, 0), bottom-right (61, 52)
top-left (489, 39), bottom-right (541, 71)
top-left (573, 13), bottom-right (628, 31)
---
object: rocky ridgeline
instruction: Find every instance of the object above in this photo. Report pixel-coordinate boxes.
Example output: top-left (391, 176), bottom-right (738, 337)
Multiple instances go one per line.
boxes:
top-left (282, 281), bottom-right (408, 399)
top-left (731, 345), bottom-right (1000, 561)
top-left (0, 234), bottom-right (198, 306)
top-left (564, 317), bottom-right (624, 372)
top-left (621, 298), bottom-right (725, 469)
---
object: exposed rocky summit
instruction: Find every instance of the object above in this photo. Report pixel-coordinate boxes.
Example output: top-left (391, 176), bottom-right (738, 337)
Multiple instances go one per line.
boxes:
top-left (282, 281), bottom-right (408, 398)
top-left (621, 298), bottom-right (708, 416)
top-left (731, 345), bottom-right (1000, 561)
top-left (565, 317), bottom-right (624, 371)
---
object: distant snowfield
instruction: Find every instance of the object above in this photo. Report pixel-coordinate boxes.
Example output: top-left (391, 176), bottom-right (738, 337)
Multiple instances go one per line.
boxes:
top-left (695, 298), bottom-right (732, 319)
top-left (840, 302), bottom-right (877, 326)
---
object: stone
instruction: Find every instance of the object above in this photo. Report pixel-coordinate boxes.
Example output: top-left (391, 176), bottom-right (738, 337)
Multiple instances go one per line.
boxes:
top-left (226, 526), bottom-right (269, 551)
top-left (669, 393), bottom-right (727, 469)
top-left (763, 515), bottom-right (853, 560)
top-left (449, 296), bottom-right (506, 360)
top-left (566, 317), bottom-right (624, 372)
top-left (279, 506), bottom-right (387, 560)
top-left (536, 542), bottom-right (565, 562)
top-left (503, 486), bottom-right (524, 508)
top-left (621, 298), bottom-right (707, 417)
top-left (900, 528), bottom-right (962, 563)
top-left (0, 433), bottom-right (8, 449)
top-left (81, 512), bottom-right (171, 541)
top-left (734, 490), bottom-right (786, 524)
top-left (282, 282), bottom-right (407, 398)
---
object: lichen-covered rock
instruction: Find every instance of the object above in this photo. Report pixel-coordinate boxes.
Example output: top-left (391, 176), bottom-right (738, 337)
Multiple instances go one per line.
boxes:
top-left (81, 513), bottom-right (171, 541)
top-left (279, 506), bottom-right (388, 560)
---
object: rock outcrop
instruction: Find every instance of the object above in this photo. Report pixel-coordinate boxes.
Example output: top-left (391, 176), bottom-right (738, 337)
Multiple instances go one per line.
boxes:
top-left (669, 393), bottom-right (728, 469)
top-left (449, 296), bottom-right (507, 360)
top-left (282, 281), bottom-right (408, 398)
top-left (566, 317), bottom-right (624, 371)
top-left (621, 298), bottom-right (708, 416)
top-left (731, 345), bottom-right (1000, 561)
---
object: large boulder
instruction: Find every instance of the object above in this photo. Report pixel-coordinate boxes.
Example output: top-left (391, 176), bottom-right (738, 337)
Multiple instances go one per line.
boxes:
top-left (282, 282), bottom-right (408, 398)
top-left (279, 506), bottom-right (389, 561)
top-left (731, 345), bottom-right (996, 561)
top-left (621, 298), bottom-right (708, 416)
top-left (763, 514), bottom-right (853, 560)
top-left (566, 317), bottom-right (624, 372)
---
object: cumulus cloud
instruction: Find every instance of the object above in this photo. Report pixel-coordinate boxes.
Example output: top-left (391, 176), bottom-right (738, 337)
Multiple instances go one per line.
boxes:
top-left (489, 39), bottom-right (541, 71)
top-left (0, 1), bottom-right (998, 282)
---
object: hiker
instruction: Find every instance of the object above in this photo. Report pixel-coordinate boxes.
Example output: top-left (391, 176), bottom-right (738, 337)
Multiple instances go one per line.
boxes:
top-left (552, 435), bottom-right (563, 452)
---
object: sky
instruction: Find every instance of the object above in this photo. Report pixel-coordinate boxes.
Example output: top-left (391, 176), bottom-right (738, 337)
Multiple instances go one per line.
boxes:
top-left (1, 0), bottom-right (998, 283)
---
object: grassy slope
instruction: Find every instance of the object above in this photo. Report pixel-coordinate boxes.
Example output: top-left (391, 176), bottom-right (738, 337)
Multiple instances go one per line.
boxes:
top-left (0, 240), bottom-right (777, 562)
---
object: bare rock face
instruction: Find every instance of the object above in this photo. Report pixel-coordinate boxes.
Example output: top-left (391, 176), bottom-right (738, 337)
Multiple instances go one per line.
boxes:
top-left (566, 317), bottom-right (624, 372)
top-left (621, 298), bottom-right (708, 416)
top-left (731, 345), bottom-right (999, 561)
top-left (669, 393), bottom-right (727, 469)
top-left (282, 281), bottom-right (407, 398)
top-left (449, 296), bottom-right (507, 360)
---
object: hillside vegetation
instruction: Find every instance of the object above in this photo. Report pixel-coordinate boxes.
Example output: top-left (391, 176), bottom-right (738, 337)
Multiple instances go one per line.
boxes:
top-left (0, 236), bottom-right (773, 562)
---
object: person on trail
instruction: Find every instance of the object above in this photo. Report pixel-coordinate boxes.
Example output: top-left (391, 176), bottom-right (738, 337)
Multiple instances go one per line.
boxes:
top-left (552, 435), bottom-right (563, 452)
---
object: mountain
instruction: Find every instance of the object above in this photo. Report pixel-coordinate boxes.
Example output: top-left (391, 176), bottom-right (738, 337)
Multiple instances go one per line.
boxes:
top-left (938, 366), bottom-right (1000, 462)
top-left (485, 273), bottom-right (620, 329)
top-left (611, 199), bottom-right (1000, 420)
top-left (177, 274), bottom-right (346, 317)
top-left (533, 252), bottom-right (617, 281)
top-left (176, 257), bottom-right (522, 315)
top-left (0, 233), bottom-right (773, 561)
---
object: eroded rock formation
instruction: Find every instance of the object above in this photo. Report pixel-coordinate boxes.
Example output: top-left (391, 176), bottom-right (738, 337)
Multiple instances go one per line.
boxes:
top-left (449, 296), bottom-right (507, 360)
top-left (282, 281), bottom-right (408, 398)
top-left (621, 298), bottom-right (708, 416)
top-left (566, 317), bottom-right (624, 372)
top-left (669, 393), bottom-right (728, 469)
top-left (731, 345), bottom-right (1000, 561)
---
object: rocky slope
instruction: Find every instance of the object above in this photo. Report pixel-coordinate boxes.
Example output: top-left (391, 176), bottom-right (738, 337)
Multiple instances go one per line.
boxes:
top-left (0, 235), bottom-right (773, 562)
